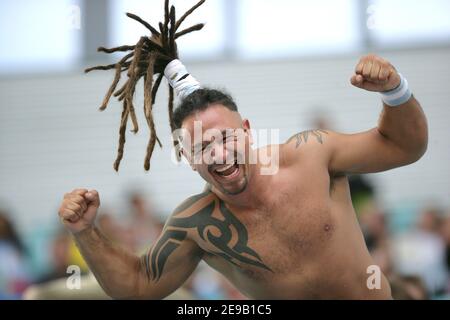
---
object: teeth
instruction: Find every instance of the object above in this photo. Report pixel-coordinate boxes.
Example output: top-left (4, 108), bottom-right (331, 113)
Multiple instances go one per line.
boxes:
top-left (224, 167), bottom-right (238, 177)
top-left (215, 163), bottom-right (234, 173)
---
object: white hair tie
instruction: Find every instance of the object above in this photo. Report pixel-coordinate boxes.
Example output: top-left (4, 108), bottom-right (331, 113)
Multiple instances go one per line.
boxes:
top-left (164, 59), bottom-right (202, 100)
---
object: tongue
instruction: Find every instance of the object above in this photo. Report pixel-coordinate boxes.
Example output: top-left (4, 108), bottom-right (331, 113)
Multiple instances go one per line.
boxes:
top-left (219, 164), bottom-right (237, 177)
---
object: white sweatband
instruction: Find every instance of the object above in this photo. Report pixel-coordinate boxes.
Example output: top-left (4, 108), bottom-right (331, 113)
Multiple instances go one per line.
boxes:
top-left (164, 59), bottom-right (202, 100)
top-left (380, 73), bottom-right (412, 107)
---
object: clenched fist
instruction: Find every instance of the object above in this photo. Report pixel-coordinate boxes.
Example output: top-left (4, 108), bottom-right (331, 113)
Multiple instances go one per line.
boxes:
top-left (58, 189), bottom-right (100, 234)
top-left (351, 54), bottom-right (401, 93)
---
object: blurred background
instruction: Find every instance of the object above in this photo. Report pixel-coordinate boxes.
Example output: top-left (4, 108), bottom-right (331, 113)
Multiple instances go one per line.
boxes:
top-left (0, 0), bottom-right (449, 300)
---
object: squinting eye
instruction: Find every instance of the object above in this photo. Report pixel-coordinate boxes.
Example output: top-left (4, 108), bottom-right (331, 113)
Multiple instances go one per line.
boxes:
top-left (204, 144), bottom-right (214, 153)
top-left (194, 144), bottom-right (209, 156)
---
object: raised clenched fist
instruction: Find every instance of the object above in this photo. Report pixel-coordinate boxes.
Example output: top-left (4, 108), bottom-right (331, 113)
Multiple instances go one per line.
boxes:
top-left (351, 54), bottom-right (401, 93)
top-left (58, 189), bottom-right (100, 234)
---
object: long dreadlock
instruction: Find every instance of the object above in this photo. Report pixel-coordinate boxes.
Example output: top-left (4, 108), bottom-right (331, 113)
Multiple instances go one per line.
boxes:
top-left (85, 0), bottom-right (206, 171)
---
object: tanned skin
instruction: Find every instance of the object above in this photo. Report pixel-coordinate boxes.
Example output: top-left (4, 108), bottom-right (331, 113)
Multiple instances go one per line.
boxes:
top-left (59, 55), bottom-right (428, 299)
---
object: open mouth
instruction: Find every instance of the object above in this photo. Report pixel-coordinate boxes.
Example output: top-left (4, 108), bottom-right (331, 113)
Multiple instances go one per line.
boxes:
top-left (212, 161), bottom-right (240, 180)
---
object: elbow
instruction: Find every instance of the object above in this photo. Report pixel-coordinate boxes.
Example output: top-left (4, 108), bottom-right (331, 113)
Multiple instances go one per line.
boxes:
top-left (107, 289), bottom-right (149, 301)
top-left (103, 265), bottom-right (148, 300)
top-left (418, 111), bottom-right (429, 157)
top-left (403, 133), bottom-right (428, 165)
top-left (103, 286), bottom-right (141, 300)
top-left (417, 135), bottom-right (429, 161)
top-left (404, 116), bottom-right (429, 164)
top-left (406, 144), bottom-right (427, 165)
top-left (413, 119), bottom-right (429, 162)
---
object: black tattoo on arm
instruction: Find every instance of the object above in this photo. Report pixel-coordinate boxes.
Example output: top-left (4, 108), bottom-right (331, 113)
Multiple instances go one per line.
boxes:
top-left (142, 192), bottom-right (272, 282)
top-left (143, 229), bottom-right (188, 281)
top-left (287, 130), bottom-right (329, 148)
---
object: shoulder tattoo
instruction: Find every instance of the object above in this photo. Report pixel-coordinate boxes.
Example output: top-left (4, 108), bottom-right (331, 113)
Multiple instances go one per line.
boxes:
top-left (142, 192), bottom-right (272, 281)
top-left (287, 129), bottom-right (329, 149)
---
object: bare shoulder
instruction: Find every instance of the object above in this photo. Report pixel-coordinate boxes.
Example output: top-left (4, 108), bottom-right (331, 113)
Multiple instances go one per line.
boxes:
top-left (286, 129), bottom-right (330, 147)
top-left (171, 188), bottom-right (218, 219)
top-left (140, 191), bottom-right (214, 282)
top-left (153, 190), bottom-right (218, 250)
top-left (281, 129), bottom-right (333, 167)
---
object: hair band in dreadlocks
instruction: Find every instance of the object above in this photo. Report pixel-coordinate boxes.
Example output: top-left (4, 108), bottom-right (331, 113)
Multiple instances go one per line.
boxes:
top-left (164, 59), bottom-right (202, 100)
top-left (84, 0), bottom-right (206, 172)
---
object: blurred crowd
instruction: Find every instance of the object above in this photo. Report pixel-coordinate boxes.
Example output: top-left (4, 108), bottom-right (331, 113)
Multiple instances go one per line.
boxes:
top-left (0, 191), bottom-right (246, 300)
top-left (351, 177), bottom-right (450, 300)
top-left (1, 184), bottom-right (450, 300)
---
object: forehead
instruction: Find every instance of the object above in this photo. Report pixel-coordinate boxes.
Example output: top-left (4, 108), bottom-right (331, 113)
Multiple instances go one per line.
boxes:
top-left (181, 104), bottom-right (242, 136)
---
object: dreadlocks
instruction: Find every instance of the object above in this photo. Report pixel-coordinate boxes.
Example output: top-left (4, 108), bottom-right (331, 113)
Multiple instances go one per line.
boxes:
top-left (84, 0), bottom-right (206, 171)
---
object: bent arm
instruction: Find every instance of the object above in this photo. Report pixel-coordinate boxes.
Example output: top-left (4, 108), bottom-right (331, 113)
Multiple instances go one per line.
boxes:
top-left (378, 96), bottom-right (428, 160)
top-left (328, 96), bottom-right (428, 175)
top-left (74, 221), bottom-right (203, 300)
top-left (285, 55), bottom-right (429, 175)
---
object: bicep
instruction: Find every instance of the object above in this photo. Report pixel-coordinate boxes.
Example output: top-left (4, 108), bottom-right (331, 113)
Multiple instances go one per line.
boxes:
top-left (138, 226), bottom-right (203, 299)
top-left (328, 128), bottom-right (413, 175)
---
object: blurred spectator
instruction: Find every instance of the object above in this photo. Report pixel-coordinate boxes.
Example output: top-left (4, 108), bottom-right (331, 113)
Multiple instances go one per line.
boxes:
top-left (0, 211), bottom-right (31, 298)
top-left (311, 111), bottom-right (332, 132)
top-left (218, 276), bottom-right (247, 300)
top-left (188, 263), bottom-right (227, 299)
top-left (359, 204), bottom-right (394, 277)
top-left (390, 275), bottom-right (429, 300)
top-left (360, 204), bottom-right (388, 252)
top-left (418, 206), bottom-right (444, 235)
top-left (348, 176), bottom-right (376, 216)
top-left (126, 192), bottom-right (164, 252)
top-left (184, 262), bottom-right (244, 300)
top-left (35, 231), bottom-right (72, 284)
top-left (391, 206), bottom-right (448, 296)
top-left (441, 214), bottom-right (450, 270)
top-left (439, 212), bottom-right (450, 293)
top-left (98, 210), bottom-right (135, 252)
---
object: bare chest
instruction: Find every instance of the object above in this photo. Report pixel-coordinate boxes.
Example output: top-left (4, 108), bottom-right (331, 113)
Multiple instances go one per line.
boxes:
top-left (195, 183), bottom-right (336, 280)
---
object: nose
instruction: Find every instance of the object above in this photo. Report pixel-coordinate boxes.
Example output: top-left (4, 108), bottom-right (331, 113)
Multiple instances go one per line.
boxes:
top-left (210, 145), bottom-right (225, 164)
top-left (209, 143), bottom-right (235, 165)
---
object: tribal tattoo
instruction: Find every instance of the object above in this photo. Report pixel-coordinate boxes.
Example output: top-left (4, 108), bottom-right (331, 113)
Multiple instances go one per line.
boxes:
top-left (287, 130), bottom-right (329, 148)
top-left (143, 193), bottom-right (272, 281)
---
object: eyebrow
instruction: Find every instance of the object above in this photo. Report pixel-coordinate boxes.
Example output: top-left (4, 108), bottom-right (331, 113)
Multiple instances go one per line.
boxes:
top-left (191, 129), bottom-right (233, 153)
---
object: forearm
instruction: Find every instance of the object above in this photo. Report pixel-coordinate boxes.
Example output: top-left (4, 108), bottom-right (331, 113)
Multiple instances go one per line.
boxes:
top-left (73, 226), bottom-right (145, 299)
top-left (333, 54), bottom-right (430, 173)
top-left (377, 96), bottom-right (428, 161)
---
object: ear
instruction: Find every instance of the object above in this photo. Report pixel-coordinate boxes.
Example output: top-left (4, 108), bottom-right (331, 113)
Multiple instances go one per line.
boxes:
top-left (242, 119), bottom-right (254, 145)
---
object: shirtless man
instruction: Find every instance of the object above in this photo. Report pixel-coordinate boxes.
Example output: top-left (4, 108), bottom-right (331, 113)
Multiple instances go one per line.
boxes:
top-left (59, 54), bottom-right (428, 299)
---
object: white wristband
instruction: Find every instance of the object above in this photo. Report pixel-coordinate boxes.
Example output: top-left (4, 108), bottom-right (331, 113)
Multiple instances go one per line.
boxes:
top-left (380, 73), bottom-right (412, 107)
top-left (164, 59), bottom-right (202, 100)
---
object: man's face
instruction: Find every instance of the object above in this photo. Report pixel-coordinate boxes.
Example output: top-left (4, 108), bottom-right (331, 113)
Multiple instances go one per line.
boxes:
top-left (180, 104), bottom-right (253, 196)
